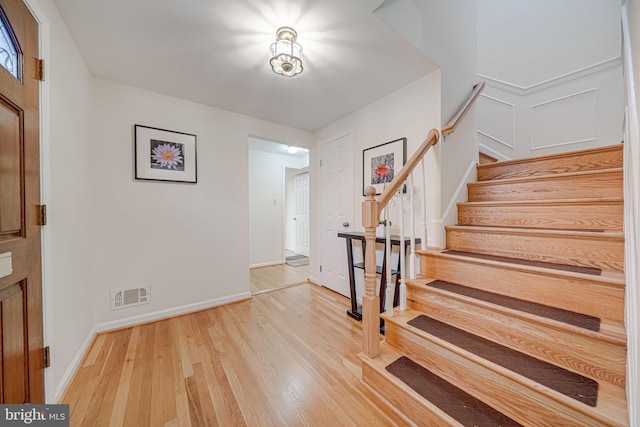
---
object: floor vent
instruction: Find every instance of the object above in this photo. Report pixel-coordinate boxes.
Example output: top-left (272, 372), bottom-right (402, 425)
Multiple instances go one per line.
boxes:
top-left (110, 286), bottom-right (150, 310)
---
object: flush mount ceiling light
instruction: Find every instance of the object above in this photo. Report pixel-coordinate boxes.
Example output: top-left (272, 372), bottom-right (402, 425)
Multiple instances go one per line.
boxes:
top-left (269, 26), bottom-right (303, 77)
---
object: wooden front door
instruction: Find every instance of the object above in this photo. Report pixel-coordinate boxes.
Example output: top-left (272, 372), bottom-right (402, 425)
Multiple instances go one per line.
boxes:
top-left (0, 0), bottom-right (44, 403)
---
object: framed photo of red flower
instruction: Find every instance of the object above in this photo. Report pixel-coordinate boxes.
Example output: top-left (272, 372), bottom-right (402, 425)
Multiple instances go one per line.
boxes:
top-left (134, 125), bottom-right (197, 183)
top-left (362, 137), bottom-right (406, 195)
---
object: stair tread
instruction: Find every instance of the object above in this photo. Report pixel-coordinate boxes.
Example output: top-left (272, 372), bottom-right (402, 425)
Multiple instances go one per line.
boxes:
top-left (385, 355), bottom-right (523, 427)
top-left (472, 166), bottom-right (622, 185)
top-left (404, 314), bottom-right (599, 407)
top-left (459, 197), bottom-right (623, 207)
top-left (476, 144), bottom-right (622, 176)
top-left (420, 249), bottom-right (626, 284)
top-left (423, 279), bottom-right (600, 332)
top-left (442, 250), bottom-right (602, 276)
top-left (445, 225), bottom-right (624, 239)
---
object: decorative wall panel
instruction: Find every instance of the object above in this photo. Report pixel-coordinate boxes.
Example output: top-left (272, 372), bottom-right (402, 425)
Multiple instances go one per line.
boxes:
top-left (531, 89), bottom-right (597, 150)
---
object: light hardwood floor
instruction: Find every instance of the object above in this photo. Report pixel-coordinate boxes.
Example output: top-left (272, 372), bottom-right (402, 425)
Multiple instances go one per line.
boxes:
top-left (61, 283), bottom-right (407, 426)
top-left (250, 262), bottom-right (309, 294)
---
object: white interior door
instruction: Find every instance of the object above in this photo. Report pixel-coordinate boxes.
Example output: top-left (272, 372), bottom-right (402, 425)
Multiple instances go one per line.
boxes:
top-left (319, 133), bottom-right (353, 297)
top-left (294, 173), bottom-right (310, 256)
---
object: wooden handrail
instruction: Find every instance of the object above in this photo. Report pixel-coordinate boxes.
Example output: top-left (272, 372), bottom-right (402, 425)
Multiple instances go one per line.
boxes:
top-left (377, 129), bottom-right (440, 208)
top-left (441, 81), bottom-right (485, 136)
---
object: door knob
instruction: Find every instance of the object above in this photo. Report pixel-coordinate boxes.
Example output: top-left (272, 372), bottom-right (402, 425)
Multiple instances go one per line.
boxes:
top-left (342, 221), bottom-right (350, 228)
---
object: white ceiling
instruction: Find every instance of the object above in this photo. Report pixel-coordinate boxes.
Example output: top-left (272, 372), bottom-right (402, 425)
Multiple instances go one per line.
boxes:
top-left (52, 0), bottom-right (438, 132)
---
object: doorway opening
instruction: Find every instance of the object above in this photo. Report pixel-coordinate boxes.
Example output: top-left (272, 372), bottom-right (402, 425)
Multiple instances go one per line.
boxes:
top-left (248, 137), bottom-right (310, 295)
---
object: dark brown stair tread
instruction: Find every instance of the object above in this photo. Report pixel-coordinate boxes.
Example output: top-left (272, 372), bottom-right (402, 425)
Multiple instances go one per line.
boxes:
top-left (443, 250), bottom-right (602, 276)
top-left (386, 356), bottom-right (522, 426)
top-left (407, 315), bottom-right (599, 407)
top-left (426, 279), bottom-right (601, 332)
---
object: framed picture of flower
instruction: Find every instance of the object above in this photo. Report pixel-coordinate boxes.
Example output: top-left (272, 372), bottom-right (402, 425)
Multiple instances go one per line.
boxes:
top-left (134, 125), bottom-right (197, 183)
top-left (362, 137), bottom-right (406, 195)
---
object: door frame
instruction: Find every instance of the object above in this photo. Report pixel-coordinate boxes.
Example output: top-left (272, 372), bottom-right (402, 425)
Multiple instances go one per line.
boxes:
top-left (22, 0), bottom-right (54, 402)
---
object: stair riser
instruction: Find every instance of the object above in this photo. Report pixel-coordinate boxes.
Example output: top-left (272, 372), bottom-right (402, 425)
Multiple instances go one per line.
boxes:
top-left (446, 229), bottom-right (624, 272)
top-left (477, 145), bottom-right (623, 181)
top-left (406, 285), bottom-right (626, 388)
top-left (468, 169), bottom-right (623, 202)
top-left (457, 202), bottom-right (623, 231)
top-left (361, 361), bottom-right (461, 427)
top-left (422, 255), bottom-right (625, 329)
top-left (385, 325), bottom-right (623, 427)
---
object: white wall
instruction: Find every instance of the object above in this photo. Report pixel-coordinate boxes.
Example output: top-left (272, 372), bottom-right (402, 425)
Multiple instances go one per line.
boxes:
top-left (311, 71), bottom-right (441, 284)
top-left (249, 150), bottom-right (307, 267)
top-left (477, 0), bottom-right (624, 159)
top-left (622, 1), bottom-right (640, 424)
top-left (25, 0), bottom-right (95, 402)
top-left (478, 0), bottom-right (620, 88)
top-left (375, 0), bottom-right (479, 233)
top-left (89, 78), bottom-right (312, 327)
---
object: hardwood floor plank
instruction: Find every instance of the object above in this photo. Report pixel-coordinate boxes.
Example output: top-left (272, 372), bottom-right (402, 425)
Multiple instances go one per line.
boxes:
top-left (83, 334), bottom-right (106, 368)
top-left (109, 326), bottom-right (140, 427)
top-left (168, 318), bottom-right (191, 427)
top-left (185, 375), bottom-right (205, 427)
top-left (192, 362), bottom-right (219, 427)
top-left (151, 320), bottom-right (177, 426)
top-left (124, 324), bottom-right (154, 427)
top-left (193, 311), bottom-right (246, 426)
top-left (90, 330), bottom-right (132, 427)
top-left (62, 284), bottom-right (410, 426)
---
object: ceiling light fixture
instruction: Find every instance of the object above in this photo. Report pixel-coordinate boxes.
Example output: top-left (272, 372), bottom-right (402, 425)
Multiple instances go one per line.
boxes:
top-left (270, 27), bottom-right (303, 77)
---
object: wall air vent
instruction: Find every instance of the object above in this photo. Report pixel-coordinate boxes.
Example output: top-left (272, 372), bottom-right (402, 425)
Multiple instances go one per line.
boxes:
top-left (110, 286), bottom-right (150, 310)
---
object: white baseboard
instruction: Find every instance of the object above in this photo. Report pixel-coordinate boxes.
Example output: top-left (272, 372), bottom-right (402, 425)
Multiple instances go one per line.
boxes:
top-left (307, 275), bottom-right (321, 286)
top-left (95, 292), bottom-right (252, 333)
top-left (250, 261), bottom-right (283, 269)
top-left (55, 326), bottom-right (97, 403)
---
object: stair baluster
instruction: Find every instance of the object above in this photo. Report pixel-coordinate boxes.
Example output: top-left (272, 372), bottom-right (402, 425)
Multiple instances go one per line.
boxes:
top-left (399, 185), bottom-right (407, 311)
top-left (384, 203), bottom-right (394, 317)
top-left (409, 174), bottom-right (416, 279)
top-left (421, 158), bottom-right (428, 253)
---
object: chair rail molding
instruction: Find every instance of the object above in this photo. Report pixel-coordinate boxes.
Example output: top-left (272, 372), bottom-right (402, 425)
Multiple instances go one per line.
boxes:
top-left (478, 56), bottom-right (622, 96)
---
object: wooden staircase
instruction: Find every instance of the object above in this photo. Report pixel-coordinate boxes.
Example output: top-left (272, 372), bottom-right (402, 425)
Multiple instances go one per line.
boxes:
top-left (360, 144), bottom-right (629, 426)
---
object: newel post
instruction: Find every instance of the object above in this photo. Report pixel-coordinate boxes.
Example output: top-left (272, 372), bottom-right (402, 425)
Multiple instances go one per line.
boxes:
top-left (362, 186), bottom-right (380, 358)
